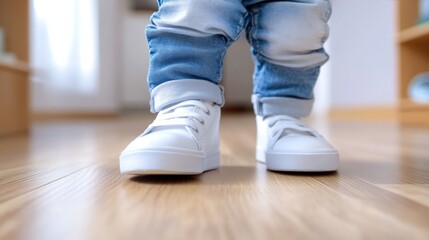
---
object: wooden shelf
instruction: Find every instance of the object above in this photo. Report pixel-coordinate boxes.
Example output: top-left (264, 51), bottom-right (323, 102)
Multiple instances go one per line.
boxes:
top-left (400, 99), bottom-right (429, 111)
top-left (398, 23), bottom-right (429, 44)
top-left (0, 0), bottom-right (30, 135)
top-left (0, 61), bottom-right (30, 73)
top-left (397, 0), bottom-right (429, 125)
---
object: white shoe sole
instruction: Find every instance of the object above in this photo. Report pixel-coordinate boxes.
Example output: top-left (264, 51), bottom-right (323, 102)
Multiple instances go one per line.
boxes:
top-left (256, 148), bottom-right (339, 172)
top-left (120, 150), bottom-right (220, 175)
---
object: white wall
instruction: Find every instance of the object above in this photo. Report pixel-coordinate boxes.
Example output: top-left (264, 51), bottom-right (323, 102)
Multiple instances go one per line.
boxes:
top-left (222, 35), bottom-right (254, 108)
top-left (31, 0), bottom-right (122, 113)
top-left (327, 0), bottom-right (397, 109)
top-left (120, 6), bottom-right (152, 109)
top-left (313, 41), bottom-right (332, 116)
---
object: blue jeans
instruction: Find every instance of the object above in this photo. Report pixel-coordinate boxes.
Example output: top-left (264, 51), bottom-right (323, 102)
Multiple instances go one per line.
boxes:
top-left (147, 0), bottom-right (331, 118)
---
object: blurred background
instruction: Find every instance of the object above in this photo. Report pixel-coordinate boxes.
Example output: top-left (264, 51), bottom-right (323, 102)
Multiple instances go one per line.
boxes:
top-left (1, 0), bottom-right (429, 135)
top-left (2, 2), bottom-right (429, 238)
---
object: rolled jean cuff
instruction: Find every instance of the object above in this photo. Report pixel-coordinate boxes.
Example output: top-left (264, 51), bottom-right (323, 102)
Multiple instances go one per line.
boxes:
top-left (252, 94), bottom-right (314, 118)
top-left (150, 79), bottom-right (225, 112)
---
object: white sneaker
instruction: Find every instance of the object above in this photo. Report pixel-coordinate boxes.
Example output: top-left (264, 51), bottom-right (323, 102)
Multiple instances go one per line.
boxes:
top-left (256, 115), bottom-right (339, 172)
top-left (120, 100), bottom-right (221, 175)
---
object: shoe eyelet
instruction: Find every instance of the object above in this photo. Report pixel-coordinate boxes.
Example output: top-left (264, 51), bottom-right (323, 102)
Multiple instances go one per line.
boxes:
top-left (200, 120), bottom-right (205, 125)
top-left (193, 128), bottom-right (199, 133)
top-left (206, 110), bottom-right (211, 116)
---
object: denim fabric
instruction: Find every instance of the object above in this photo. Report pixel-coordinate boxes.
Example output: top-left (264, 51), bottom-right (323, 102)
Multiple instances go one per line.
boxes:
top-left (146, 0), bottom-right (331, 117)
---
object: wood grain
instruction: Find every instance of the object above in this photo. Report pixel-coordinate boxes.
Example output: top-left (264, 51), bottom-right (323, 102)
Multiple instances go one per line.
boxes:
top-left (0, 113), bottom-right (428, 240)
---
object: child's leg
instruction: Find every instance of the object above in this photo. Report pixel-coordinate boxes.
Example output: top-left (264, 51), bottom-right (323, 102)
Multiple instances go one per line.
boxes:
top-left (245, 0), bottom-right (339, 172)
top-left (245, 0), bottom-right (331, 117)
top-left (146, 0), bottom-right (248, 112)
top-left (120, 0), bottom-right (248, 175)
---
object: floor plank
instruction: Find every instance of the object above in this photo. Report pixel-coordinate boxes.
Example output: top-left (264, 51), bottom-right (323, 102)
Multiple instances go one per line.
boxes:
top-left (379, 184), bottom-right (429, 208)
top-left (0, 113), bottom-right (428, 240)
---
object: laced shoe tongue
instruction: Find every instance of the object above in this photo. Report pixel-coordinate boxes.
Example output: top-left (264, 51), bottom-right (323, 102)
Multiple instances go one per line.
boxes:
top-left (279, 128), bottom-right (313, 138)
top-left (151, 101), bottom-right (204, 133)
top-left (173, 105), bottom-right (198, 114)
top-left (159, 106), bottom-right (196, 130)
top-left (271, 116), bottom-right (315, 138)
top-left (153, 110), bottom-right (191, 132)
top-left (167, 100), bottom-right (205, 114)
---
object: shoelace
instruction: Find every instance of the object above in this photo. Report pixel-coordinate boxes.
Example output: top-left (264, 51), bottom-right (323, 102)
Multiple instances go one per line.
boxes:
top-left (267, 115), bottom-right (319, 139)
top-left (147, 100), bottom-right (211, 134)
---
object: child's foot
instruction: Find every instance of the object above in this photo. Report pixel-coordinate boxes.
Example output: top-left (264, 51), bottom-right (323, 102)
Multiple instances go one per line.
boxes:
top-left (256, 115), bottom-right (339, 172)
top-left (120, 100), bottom-right (221, 175)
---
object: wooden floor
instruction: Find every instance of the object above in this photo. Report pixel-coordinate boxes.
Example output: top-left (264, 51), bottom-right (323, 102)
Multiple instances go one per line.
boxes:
top-left (0, 113), bottom-right (428, 240)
